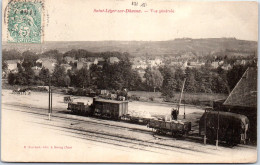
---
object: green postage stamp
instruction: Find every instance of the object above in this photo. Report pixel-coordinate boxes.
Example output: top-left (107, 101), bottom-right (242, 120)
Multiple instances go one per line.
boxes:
top-left (7, 0), bottom-right (44, 43)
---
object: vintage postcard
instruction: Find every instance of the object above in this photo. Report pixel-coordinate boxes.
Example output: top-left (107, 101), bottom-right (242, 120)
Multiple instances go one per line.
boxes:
top-left (1, 0), bottom-right (258, 163)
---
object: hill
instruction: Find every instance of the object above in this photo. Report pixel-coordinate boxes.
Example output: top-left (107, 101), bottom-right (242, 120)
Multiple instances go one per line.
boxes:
top-left (2, 38), bottom-right (257, 57)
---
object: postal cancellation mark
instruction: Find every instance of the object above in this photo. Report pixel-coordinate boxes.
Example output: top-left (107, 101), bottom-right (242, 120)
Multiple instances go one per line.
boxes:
top-left (7, 0), bottom-right (44, 43)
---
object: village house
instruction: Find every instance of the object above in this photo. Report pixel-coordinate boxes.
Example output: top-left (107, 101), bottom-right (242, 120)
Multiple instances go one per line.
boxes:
top-left (109, 57), bottom-right (120, 64)
top-left (6, 60), bottom-right (21, 71)
top-left (211, 61), bottom-right (220, 68)
top-left (136, 68), bottom-right (146, 82)
top-left (221, 63), bottom-right (232, 70)
top-left (77, 61), bottom-right (92, 70)
top-left (147, 59), bottom-right (156, 67)
top-left (187, 61), bottom-right (205, 68)
top-left (154, 58), bottom-right (163, 66)
top-left (211, 60), bottom-right (224, 69)
top-left (64, 56), bottom-right (77, 64)
top-left (36, 58), bottom-right (57, 73)
top-left (78, 58), bottom-right (87, 62)
top-left (132, 61), bottom-right (148, 69)
top-left (77, 57), bottom-right (106, 68)
top-left (170, 61), bottom-right (183, 67)
top-left (96, 57), bottom-right (105, 64)
top-left (234, 59), bottom-right (248, 65)
top-left (61, 64), bottom-right (72, 73)
top-left (31, 66), bottom-right (41, 76)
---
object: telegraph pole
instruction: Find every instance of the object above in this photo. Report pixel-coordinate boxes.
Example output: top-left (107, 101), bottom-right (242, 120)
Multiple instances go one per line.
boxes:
top-left (48, 77), bottom-right (52, 120)
top-left (51, 88), bottom-right (53, 114)
top-left (183, 91), bottom-right (186, 119)
top-left (216, 109), bottom-right (219, 149)
top-left (204, 109), bottom-right (207, 145)
top-left (48, 84), bottom-right (51, 120)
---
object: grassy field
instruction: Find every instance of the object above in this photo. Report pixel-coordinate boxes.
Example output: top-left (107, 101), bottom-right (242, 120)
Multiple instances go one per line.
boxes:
top-left (128, 91), bottom-right (228, 106)
top-left (2, 79), bottom-right (228, 106)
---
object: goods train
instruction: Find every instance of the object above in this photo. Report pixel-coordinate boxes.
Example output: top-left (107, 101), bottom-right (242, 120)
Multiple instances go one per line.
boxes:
top-left (67, 98), bottom-right (250, 145)
top-left (67, 97), bottom-right (191, 136)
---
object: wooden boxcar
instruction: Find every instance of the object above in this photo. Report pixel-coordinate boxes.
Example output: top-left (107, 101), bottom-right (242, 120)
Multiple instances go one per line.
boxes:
top-left (67, 102), bottom-right (93, 116)
top-left (148, 119), bottom-right (191, 136)
top-left (199, 111), bottom-right (249, 145)
top-left (93, 98), bottom-right (128, 120)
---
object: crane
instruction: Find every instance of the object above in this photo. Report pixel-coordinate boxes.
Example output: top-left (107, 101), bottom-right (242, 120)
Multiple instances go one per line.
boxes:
top-left (171, 78), bottom-right (186, 120)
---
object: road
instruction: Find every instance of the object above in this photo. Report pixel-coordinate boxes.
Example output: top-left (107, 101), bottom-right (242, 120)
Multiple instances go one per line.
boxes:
top-left (1, 90), bottom-right (257, 163)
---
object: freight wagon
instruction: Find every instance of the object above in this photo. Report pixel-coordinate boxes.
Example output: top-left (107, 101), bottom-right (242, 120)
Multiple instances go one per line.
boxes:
top-left (67, 97), bottom-right (128, 120)
top-left (67, 102), bottom-right (93, 116)
top-left (199, 111), bottom-right (250, 145)
top-left (148, 119), bottom-right (192, 136)
top-left (93, 98), bottom-right (128, 120)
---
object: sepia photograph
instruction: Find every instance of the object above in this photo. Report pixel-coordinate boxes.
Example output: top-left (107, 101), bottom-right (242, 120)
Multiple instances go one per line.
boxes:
top-left (1, 0), bottom-right (258, 163)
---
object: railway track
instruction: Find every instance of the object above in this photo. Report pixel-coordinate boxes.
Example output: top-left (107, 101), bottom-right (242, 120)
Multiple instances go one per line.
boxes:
top-left (3, 103), bottom-right (253, 155)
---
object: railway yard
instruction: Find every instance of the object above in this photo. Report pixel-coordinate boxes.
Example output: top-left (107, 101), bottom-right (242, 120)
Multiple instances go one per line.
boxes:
top-left (1, 89), bottom-right (257, 163)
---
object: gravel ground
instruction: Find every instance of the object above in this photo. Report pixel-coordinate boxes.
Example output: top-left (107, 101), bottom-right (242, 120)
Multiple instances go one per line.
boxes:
top-left (2, 89), bottom-right (204, 117)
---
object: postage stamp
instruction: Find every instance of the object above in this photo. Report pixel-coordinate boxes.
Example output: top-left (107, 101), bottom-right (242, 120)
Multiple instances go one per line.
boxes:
top-left (7, 0), bottom-right (44, 43)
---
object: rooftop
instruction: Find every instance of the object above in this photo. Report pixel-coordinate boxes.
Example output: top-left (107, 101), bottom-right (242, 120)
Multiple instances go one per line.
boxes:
top-left (223, 67), bottom-right (257, 108)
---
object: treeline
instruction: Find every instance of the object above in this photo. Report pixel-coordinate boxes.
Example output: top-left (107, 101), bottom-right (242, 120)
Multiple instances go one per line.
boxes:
top-left (6, 51), bottom-right (143, 91)
top-left (3, 49), bottom-right (257, 98)
top-left (2, 49), bottom-right (131, 62)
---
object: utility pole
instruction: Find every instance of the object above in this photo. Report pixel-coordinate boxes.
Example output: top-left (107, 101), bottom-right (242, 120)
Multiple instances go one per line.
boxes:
top-left (48, 83), bottom-right (51, 120)
top-left (48, 77), bottom-right (52, 121)
top-left (204, 109), bottom-right (207, 145)
top-left (51, 88), bottom-right (53, 114)
top-left (216, 109), bottom-right (219, 149)
top-left (183, 90), bottom-right (186, 119)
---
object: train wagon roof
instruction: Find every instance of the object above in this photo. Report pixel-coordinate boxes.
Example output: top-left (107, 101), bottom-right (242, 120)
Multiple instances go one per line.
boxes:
top-left (206, 111), bottom-right (249, 124)
top-left (94, 98), bottom-right (128, 104)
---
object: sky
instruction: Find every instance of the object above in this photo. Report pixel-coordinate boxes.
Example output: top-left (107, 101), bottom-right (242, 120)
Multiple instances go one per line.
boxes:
top-left (2, 0), bottom-right (258, 41)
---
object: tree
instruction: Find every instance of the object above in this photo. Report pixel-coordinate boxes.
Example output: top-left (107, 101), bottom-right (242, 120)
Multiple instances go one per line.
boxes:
top-left (64, 75), bottom-right (71, 87)
top-left (75, 67), bottom-right (90, 88)
top-left (23, 66), bottom-right (36, 85)
top-left (39, 67), bottom-right (50, 85)
top-left (22, 50), bottom-right (37, 69)
top-left (94, 54), bottom-right (138, 91)
top-left (226, 64), bottom-right (247, 91)
top-left (51, 65), bottom-right (67, 87)
top-left (2, 49), bottom-right (22, 61)
top-left (161, 66), bottom-right (177, 98)
top-left (128, 70), bottom-right (143, 90)
top-left (144, 67), bottom-right (163, 92)
top-left (185, 71), bottom-right (197, 92)
top-left (8, 72), bottom-right (15, 85)
top-left (41, 50), bottom-right (64, 64)
top-left (174, 67), bottom-right (185, 92)
top-left (2, 60), bottom-right (8, 72)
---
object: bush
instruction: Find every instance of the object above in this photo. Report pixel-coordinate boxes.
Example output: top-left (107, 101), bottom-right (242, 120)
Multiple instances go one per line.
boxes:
top-left (35, 80), bottom-right (45, 86)
top-left (130, 95), bottom-right (140, 101)
top-left (26, 86), bottom-right (48, 92)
